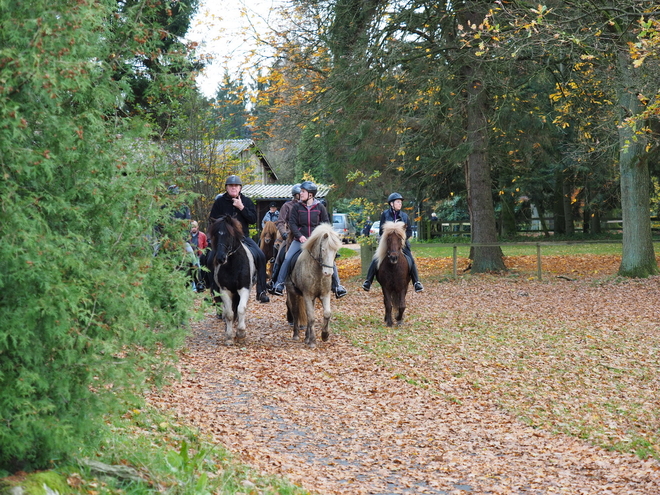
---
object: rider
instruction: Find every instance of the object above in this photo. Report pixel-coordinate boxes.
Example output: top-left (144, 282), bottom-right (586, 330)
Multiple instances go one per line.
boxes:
top-left (362, 192), bottom-right (424, 293)
top-left (208, 175), bottom-right (270, 303)
top-left (268, 183), bottom-right (300, 292)
top-left (271, 181), bottom-right (347, 299)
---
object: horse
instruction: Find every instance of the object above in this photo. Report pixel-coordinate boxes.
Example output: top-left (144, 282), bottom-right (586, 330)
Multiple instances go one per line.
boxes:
top-left (285, 223), bottom-right (342, 348)
top-left (208, 215), bottom-right (257, 346)
top-left (375, 221), bottom-right (411, 326)
top-left (259, 220), bottom-right (279, 280)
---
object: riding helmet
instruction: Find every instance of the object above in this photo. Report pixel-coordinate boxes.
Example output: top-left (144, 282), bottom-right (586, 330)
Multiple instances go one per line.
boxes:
top-left (291, 183), bottom-right (301, 196)
top-left (225, 175), bottom-right (242, 186)
top-left (388, 192), bottom-right (404, 203)
top-left (167, 184), bottom-right (180, 195)
top-left (300, 181), bottom-right (318, 195)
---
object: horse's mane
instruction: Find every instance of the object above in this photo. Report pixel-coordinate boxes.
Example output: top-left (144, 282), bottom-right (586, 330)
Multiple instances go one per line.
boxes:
top-left (303, 223), bottom-right (342, 253)
top-left (375, 222), bottom-right (406, 263)
top-left (209, 215), bottom-right (243, 247)
top-left (260, 220), bottom-right (277, 242)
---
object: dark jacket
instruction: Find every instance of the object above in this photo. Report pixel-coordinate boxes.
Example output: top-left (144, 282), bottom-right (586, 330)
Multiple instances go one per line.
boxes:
top-left (289, 200), bottom-right (329, 241)
top-left (208, 192), bottom-right (257, 238)
top-left (379, 207), bottom-right (413, 239)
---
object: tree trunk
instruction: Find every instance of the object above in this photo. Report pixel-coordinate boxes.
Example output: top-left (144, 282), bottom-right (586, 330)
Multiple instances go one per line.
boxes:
top-left (500, 194), bottom-right (517, 237)
top-left (463, 65), bottom-right (506, 272)
top-left (562, 175), bottom-right (575, 234)
top-left (617, 50), bottom-right (658, 277)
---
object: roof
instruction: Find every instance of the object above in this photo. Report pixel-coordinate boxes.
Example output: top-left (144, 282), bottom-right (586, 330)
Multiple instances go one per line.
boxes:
top-left (242, 184), bottom-right (332, 200)
top-left (215, 139), bottom-right (278, 182)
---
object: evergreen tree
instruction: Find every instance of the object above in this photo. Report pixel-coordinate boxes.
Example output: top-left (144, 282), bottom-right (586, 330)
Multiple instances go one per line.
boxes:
top-left (0, 0), bottom-right (193, 470)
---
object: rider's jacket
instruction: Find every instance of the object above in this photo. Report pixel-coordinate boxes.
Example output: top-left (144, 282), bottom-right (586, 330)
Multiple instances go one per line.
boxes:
top-left (208, 192), bottom-right (257, 238)
top-left (289, 199), bottom-right (329, 241)
top-left (379, 207), bottom-right (413, 239)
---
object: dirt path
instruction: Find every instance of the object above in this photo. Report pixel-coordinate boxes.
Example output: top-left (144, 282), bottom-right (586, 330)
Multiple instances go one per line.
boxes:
top-left (150, 281), bottom-right (659, 494)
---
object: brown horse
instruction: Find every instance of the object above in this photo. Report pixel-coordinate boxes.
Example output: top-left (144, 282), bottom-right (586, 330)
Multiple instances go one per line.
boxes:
top-left (375, 221), bottom-right (410, 326)
top-left (259, 220), bottom-right (279, 280)
top-left (285, 224), bottom-right (342, 348)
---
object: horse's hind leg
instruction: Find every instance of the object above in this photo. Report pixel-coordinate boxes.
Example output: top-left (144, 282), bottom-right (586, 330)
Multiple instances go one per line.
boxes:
top-left (320, 293), bottom-right (332, 342)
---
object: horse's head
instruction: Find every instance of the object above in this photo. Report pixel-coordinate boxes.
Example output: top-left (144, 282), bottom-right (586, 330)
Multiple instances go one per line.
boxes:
top-left (304, 224), bottom-right (342, 277)
top-left (260, 221), bottom-right (276, 246)
top-left (210, 215), bottom-right (243, 265)
top-left (377, 222), bottom-right (406, 265)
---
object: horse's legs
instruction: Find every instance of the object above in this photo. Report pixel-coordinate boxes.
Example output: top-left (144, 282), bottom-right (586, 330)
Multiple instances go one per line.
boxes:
top-left (383, 290), bottom-right (394, 327)
top-left (235, 287), bottom-right (251, 342)
top-left (394, 288), bottom-right (407, 325)
top-left (303, 295), bottom-right (316, 348)
top-left (287, 292), bottom-right (301, 340)
top-left (320, 293), bottom-right (332, 342)
top-left (219, 290), bottom-right (235, 345)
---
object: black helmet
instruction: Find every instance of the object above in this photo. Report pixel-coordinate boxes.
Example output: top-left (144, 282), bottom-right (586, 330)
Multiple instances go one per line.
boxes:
top-left (291, 184), bottom-right (301, 196)
top-left (167, 184), bottom-right (179, 195)
top-left (225, 175), bottom-right (242, 186)
top-left (388, 192), bottom-right (403, 203)
top-left (300, 181), bottom-right (318, 195)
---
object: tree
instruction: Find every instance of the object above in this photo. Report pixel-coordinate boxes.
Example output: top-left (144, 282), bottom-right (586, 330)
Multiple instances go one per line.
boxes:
top-left (0, 0), bottom-right (194, 470)
top-left (490, 1), bottom-right (659, 276)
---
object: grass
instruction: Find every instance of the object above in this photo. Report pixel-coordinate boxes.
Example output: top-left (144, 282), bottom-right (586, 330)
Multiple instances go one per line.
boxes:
top-left (333, 290), bottom-right (660, 461)
top-left (2, 405), bottom-right (311, 495)
top-left (411, 240), bottom-right (631, 258)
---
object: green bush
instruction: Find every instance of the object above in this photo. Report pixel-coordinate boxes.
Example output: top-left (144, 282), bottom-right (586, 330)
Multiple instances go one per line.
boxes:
top-left (0, 1), bottom-right (193, 471)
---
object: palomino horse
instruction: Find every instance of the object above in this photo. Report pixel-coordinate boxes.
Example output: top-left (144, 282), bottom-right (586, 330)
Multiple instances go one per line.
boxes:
top-left (208, 215), bottom-right (257, 345)
top-left (259, 220), bottom-right (279, 281)
top-left (375, 221), bottom-right (411, 326)
top-left (285, 223), bottom-right (342, 348)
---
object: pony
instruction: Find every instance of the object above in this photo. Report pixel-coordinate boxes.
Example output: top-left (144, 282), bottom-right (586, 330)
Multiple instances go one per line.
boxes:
top-left (285, 223), bottom-right (342, 348)
top-left (375, 221), bottom-right (411, 326)
top-left (208, 215), bottom-right (257, 345)
top-left (259, 220), bottom-right (279, 280)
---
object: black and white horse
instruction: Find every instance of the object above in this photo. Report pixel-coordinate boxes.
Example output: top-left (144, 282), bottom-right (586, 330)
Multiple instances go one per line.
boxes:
top-left (208, 215), bottom-right (257, 345)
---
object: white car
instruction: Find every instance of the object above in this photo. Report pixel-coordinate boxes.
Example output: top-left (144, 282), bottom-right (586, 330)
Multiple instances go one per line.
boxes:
top-left (369, 221), bottom-right (380, 237)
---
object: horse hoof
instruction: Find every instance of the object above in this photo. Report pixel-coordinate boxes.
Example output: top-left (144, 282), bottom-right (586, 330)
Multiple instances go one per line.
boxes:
top-left (223, 340), bottom-right (234, 347)
top-left (321, 331), bottom-right (329, 342)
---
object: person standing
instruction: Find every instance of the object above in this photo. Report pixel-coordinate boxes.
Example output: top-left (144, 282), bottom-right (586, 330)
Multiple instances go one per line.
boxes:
top-left (208, 175), bottom-right (270, 303)
top-left (271, 181), bottom-right (347, 299)
top-left (261, 202), bottom-right (280, 228)
top-left (362, 192), bottom-right (424, 292)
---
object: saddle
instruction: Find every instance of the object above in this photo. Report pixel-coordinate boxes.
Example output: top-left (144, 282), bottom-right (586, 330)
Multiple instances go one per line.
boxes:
top-left (286, 249), bottom-right (303, 278)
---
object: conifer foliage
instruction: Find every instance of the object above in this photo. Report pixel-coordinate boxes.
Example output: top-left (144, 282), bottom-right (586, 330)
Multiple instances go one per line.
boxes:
top-left (0, 0), bottom-right (194, 471)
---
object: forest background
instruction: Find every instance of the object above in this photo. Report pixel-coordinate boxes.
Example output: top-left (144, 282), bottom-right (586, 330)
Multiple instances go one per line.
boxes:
top-left (2, 0), bottom-right (660, 484)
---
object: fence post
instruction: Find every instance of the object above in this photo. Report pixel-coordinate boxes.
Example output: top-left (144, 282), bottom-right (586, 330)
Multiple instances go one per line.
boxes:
top-left (536, 243), bottom-right (542, 281)
top-left (453, 245), bottom-right (458, 279)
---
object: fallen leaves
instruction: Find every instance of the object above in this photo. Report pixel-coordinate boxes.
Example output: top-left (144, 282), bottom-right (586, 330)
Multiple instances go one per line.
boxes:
top-left (148, 254), bottom-right (660, 494)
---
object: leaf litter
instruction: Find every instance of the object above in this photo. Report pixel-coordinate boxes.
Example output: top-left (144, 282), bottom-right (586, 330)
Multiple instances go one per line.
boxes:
top-left (148, 254), bottom-right (660, 494)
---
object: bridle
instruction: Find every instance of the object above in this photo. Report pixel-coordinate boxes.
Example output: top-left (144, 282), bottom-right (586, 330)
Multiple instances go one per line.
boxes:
top-left (310, 236), bottom-right (334, 270)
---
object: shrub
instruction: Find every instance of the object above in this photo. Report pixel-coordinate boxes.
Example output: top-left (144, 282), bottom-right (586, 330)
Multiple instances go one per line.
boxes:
top-left (0, 0), bottom-right (193, 471)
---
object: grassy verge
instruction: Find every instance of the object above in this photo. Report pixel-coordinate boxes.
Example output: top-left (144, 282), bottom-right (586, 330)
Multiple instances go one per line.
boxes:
top-left (333, 285), bottom-right (660, 461)
top-left (1, 405), bottom-right (311, 495)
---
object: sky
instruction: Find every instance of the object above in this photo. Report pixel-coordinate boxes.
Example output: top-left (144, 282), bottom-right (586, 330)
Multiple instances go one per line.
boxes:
top-left (187, 0), bottom-right (285, 98)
